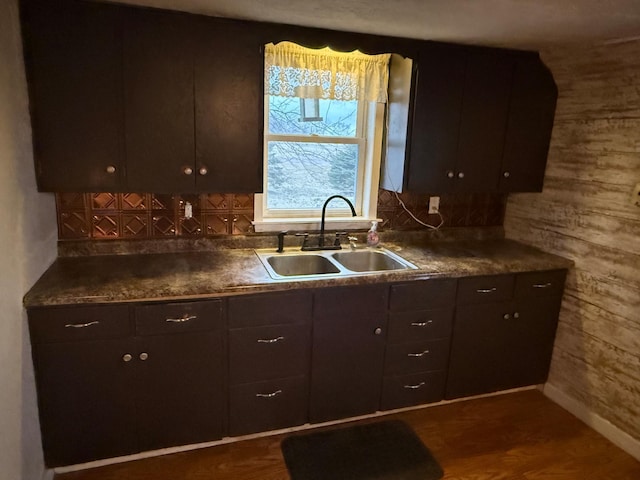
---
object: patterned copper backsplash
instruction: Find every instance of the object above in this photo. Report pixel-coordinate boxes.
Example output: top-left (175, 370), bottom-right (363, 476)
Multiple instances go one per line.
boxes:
top-left (377, 190), bottom-right (506, 231)
top-left (55, 191), bottom-right (505, 240)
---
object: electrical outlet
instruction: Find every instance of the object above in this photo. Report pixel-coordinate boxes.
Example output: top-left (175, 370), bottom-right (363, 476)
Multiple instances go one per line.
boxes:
top-left (631, 183), bottom-right (640, 208)
top-left (428, 196), bottom-right (440, 214)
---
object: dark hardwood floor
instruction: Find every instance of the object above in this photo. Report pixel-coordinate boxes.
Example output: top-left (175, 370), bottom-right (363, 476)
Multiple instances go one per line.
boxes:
top-left (56, 389), bottom-right (640, 480)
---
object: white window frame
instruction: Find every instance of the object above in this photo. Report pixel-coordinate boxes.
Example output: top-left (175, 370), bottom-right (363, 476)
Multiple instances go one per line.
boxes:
top-left (253, 98), bottom-right (384, 233)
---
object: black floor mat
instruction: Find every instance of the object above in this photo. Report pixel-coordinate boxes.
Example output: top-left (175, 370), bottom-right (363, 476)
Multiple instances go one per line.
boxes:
top-left (281, 419), bottom-right (444, 480)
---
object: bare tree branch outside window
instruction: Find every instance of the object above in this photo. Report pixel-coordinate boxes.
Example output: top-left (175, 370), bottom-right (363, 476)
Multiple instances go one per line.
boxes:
top-left (266, 96), bottom-right (361, 210)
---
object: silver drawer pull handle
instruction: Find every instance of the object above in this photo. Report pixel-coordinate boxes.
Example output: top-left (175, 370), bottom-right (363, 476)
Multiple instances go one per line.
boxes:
top-left (533, 282), bottom-right (552, 288)
top-left (64, 321), bottom-right (99, 328)
top-left (404, 382), bottom-right (426, 390)
top-left (411, 320), bottom-right (433, 327)
top-left (256, 390), bottom-right (282, 398)
top-left (166, 314), bottom-right (197, 323)
top-left (257, 336), bottom-right (284, 344)
top-left (408, 350), bottom-right (430, 357)
top-left (477, 288), bottom-right (497, 293)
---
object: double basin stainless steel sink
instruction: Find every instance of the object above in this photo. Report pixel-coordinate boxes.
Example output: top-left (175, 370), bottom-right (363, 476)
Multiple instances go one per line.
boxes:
top-left (255, 247), bottom-right (418, 280)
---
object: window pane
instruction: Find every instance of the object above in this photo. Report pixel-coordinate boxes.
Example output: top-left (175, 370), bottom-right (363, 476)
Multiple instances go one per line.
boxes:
top-left (268, 97), bottom-right (357, 137)
top-left (266, 141), bottom-right (358, 210)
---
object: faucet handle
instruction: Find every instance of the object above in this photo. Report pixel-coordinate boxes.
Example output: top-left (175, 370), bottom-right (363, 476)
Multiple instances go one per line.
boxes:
top-left (295, 232), bottom-right (310, 249)
top-left (276, 231), bottom-right (288, 253)
top-left (334, 232), bottom-right (348, 247)
top-left (348, 236), bottom-right (358, 249)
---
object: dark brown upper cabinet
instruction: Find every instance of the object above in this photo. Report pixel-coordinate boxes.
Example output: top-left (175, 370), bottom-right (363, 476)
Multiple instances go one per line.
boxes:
top-left (194, 18), bottom-right (264, 193)
top-left (21, 0), bottom-right (125, 192)
top-left (455, 50), bottom-right (514, 192)
top-left (123, 8), bottom-right (196, 193)
top-left (124, 11), bottom-right (265, 194)
top-left (499, 54), bottom-right (557, 192)
top-left (21, 0), bottom-right (264, 194)
top-left (22, 0), bottom-right (555, 194)
top-left (402, 43), bottom-right (467, 193)
top-left (383, 45), bottom-right (557, 194)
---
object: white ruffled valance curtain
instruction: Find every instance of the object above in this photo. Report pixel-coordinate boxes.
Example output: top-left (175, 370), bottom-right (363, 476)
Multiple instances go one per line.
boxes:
top-left (265, 41), bottom-right (391, 103)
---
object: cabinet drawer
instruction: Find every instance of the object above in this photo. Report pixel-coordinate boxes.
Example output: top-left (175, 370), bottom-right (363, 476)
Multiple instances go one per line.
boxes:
top-left (381, 371), bottom-right (446, 410)
top-left (229, 376), bottom-right (308, 436)
top-left (135, 300), bottom-right (224, 335)
top-left (384, 339), bottom-right (450, 375)
top-left (228, 291), bottom-right (312, 328)
top-left (389, 279), bottom-right (456, 311)
top-left (229, 324), bottom-right (310, 384)
top-left (457, 274), bottom-right (514, 304)
top-left (515, 270), bottom-right (566, 299)
top-left (387, 307), bottom-right (454, 343)
top-left (29, 305), bottom-right (130, 344)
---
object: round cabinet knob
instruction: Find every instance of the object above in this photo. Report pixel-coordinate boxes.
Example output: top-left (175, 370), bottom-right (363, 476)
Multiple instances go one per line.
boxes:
top-left (447, 171), bottom-right (455, 179)
top-left (105, 165), bottom-right (116, 174)
top-left (139, 352), bottom-right (149, 361)
top-left (199, 167), bottom-right (208, 176)
top-left (122, 353), bottom-right (133, 362)
top-left (503, 313), bottom-right (511, 320)
top-left (503, 171), bottom-right (510, 178)
top-left (458, 171), bottom-right (465, 179)
top-left (374, 327), bottom-right (382, 335)
top-left (183, 167), bottom-right (193, 175)
top-left (513, 312), bottom-right (520, 319)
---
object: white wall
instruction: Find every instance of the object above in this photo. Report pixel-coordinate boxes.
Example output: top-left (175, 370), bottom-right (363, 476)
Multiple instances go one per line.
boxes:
top-left (0, 0), bottom-right (58, 478)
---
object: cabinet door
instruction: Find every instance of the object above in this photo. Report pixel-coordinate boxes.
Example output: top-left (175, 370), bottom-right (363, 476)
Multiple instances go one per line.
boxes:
top-left (135, 330), bottom-right (226, 451)
top-left (406, 44), bottom-right (466, 193)
top-left (446, 301), bottom-right (513, 399)
top-left (123, 8), bottom-right (195, 192)
top-left (21, 0), bottom-right (124, 192)
top-left (310, 311), bottom-right (387, 422)
top-left (455, 50), bottom-right (514, 192)
top-left (503, 296), bottom-right (563, 386)
top-left (310, 285), bottom-right (388, 423)
top-left (446, 295), bottom-right (562, 399)
top-left (194, 18), bottom-right (264, 193)
top-left (500, 55), bottom-right (557, 192)
top-left (32, 338), bottom-right (137, 467)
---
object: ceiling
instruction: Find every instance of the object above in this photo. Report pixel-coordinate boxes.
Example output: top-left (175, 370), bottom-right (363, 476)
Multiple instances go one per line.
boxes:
top-left (106, 0), bottom-right (640, 50)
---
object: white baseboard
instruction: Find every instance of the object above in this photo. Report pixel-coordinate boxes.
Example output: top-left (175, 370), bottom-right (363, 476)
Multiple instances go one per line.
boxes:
top-left (543, 382), bottom-right (640, 461)
top-left (41, 468), bottom-right (54, 480)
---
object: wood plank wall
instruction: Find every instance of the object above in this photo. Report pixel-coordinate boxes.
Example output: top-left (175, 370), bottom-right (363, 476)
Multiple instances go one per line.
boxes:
top-left (504, 41), bottom-right (640, 440)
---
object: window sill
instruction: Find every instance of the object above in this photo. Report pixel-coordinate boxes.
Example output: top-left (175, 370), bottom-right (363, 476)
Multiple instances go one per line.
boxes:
top-left (252, 217), bottom-right (380, 233)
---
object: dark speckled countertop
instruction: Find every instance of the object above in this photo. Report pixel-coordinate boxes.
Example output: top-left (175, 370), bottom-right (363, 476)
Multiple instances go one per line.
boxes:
top-left (24, 229), bottom-right (574, 308)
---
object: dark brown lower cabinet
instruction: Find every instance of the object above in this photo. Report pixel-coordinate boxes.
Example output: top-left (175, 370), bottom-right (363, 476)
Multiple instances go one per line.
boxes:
top-left (32, 338), bottom-right (138, 466)
top-left (309, 285), bottom-right (389, 423)
top-left (381, 280), bottom-right (456, 411)
top-left (134, 331), bottom-right (226, 451)
top-left (227, 291), bottom-right (312, 435)
top-left (29, 270), bottom-right (567, 467)
top-left (29, 300), bottom-right (226, 467)
top-left (446, 270), bottom-right (565, 399)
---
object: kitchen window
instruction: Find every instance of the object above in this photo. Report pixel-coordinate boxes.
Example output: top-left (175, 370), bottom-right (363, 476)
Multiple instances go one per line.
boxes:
top-left (253, 42), bottom-right (391, 232)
